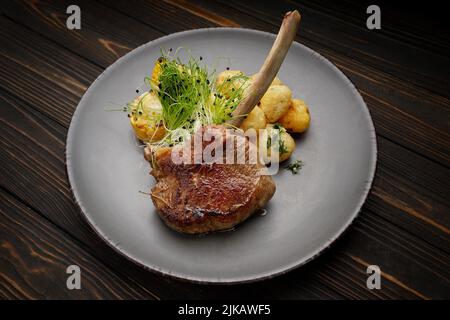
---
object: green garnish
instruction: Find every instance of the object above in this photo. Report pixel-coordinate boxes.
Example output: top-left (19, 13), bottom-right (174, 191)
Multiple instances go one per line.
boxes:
top-left (156, 54), bottom-right (210, 130)
top-left (266, 135), bottom-right (272, 149)
top-left (279, 139), bottom-right (288, 154)
top-left (212, 73), bottom-right (249, 124)
top-left (149, 49), bottom-right (249, 146)
top-left (272, 123), bottom-right (283, 130)
top-left (286, 160), bottom-right (304, 174)
top-left (266, 124), bottom-right (288, 154)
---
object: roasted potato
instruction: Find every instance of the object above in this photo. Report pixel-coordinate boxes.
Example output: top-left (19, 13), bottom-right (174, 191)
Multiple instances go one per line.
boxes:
top-left (129, 91), bottom-right (166, 141)
top-left (215, 70), bottom-right (247, 94)
top-left (151, 58), bottom-right (164, 88)
top-left (259, 85), bottom-right (292, 123)
top-left (259, 124), bottom-right (295, 163)
top-left (240, 106), bottom-right (267, 131)
top-left (215, 70), bottom-right (244, 87)
top-left (279, 98), bottom-right (310, 133)
top-left (271, 77), bottom-right (283, 86)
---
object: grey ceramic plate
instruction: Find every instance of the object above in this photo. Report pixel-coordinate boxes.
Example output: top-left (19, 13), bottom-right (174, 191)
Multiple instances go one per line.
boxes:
top-left (67, 28), bottom-right (377, 283)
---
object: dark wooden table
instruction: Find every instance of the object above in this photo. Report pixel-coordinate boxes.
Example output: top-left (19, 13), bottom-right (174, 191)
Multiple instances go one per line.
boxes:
top-left (1, 0), bottom-right (449, 300)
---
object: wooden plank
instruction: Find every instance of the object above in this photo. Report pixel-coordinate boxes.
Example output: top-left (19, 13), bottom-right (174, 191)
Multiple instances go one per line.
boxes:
top-left (367, 137), bottom-right (450, 251)
top-left (209, 0), bottom-right (450, 96)
top-left (290, 0), bottom-right (450, 56)
top-left (0, 190), bottom-right (157, 299)
top-left (342, 209), bottom-right (450, 299)
top-left (103, 0), bottom-right (220, 32)
top-left (1, 89), bottom-right (449, 298)
top-left (2, 0), bottom-right (163, 68)
top-left (0, 16), bottom-right (101, 127)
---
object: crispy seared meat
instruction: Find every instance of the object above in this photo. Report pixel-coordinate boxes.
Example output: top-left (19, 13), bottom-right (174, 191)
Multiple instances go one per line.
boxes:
top-left (148, 126), bottom-right (276, 234)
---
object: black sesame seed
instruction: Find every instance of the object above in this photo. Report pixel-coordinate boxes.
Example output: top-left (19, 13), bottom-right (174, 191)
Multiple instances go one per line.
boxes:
top-left (136, 89), bottom-right (139, 93)
top-left (196, 79), bottom-right (200, 83)
top-left (206, 80), bottom-right (210, 85)
top-left (199, 56), bottom-right (203, 60)
top-left (226, 67), bottom-right (230, 70)
top-left (127, 114), bottom-right (131, 118)
top-left (169, 48), bottom-right (173, 52)
top-left (257, 102), bottom-right (261, 106)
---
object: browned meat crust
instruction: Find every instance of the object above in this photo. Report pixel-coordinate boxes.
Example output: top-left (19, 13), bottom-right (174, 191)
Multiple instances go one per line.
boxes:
top-left (149, 126), bottom-right (276, 234)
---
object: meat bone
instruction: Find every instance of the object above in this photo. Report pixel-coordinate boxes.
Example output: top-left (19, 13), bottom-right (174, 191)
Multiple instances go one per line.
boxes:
top-left (227, 10), bottom-right (301, 127)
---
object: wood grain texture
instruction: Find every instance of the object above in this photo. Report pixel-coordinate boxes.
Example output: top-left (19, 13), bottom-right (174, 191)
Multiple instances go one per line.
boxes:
top-left (215, 0), bottom-right (450, 96)
top-left (2, 0), bottom-right (163, 68)
top-left (291, 0), bottom-right (450, 56)
top-left (0, 0), bottom-right (449, 299)
top-left (0, 190), bottom-right (157, 299)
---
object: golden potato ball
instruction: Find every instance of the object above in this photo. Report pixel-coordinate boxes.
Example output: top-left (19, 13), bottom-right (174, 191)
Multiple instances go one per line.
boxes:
top-left (259, 124), bottom-right (296, 163)
top-left (259, 85), bottom-right (292, 123)
top-left (130, 117), bottom-right (166, 141)
top-left (277, 128), bottom-right (296, 162)
top-left (240, 106), bottom-right (267, 131)
top-left (151, 58), bottom-right (164, 88)
top-left (215, 70), bottom-right (244, 87)
top-left (279, 98), bottom-right (311, 133)
top-left (215, 70), bottom-right (251, 98)
top-left (129, 92), bottom-right (166, 141)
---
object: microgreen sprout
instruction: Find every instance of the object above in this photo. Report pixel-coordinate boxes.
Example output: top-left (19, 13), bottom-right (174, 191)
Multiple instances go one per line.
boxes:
top-left (112, 48), bottom-right (250, 154)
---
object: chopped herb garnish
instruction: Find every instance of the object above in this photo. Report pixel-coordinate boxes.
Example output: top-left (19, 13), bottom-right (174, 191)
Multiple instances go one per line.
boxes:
top-left (279, 139), bottom-right (288, 154)
top-left (273, 123), bottom-right (283, 130)
top-left (266, 135), bottom-right (272, 149)
top-left (286, 160), bottom-right (304, 174)
top-left (141, 48), bottom-right (248, 148)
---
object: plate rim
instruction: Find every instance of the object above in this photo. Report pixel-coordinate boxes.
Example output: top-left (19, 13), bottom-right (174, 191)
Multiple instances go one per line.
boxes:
top-left (66, 27), bottom-right (378, 284)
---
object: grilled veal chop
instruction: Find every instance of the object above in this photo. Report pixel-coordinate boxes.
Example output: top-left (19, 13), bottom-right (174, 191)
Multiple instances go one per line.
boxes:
top-left (148, 125), bottom-right (275, 233)
top-left (146, 11), bottom-right (301, 234)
